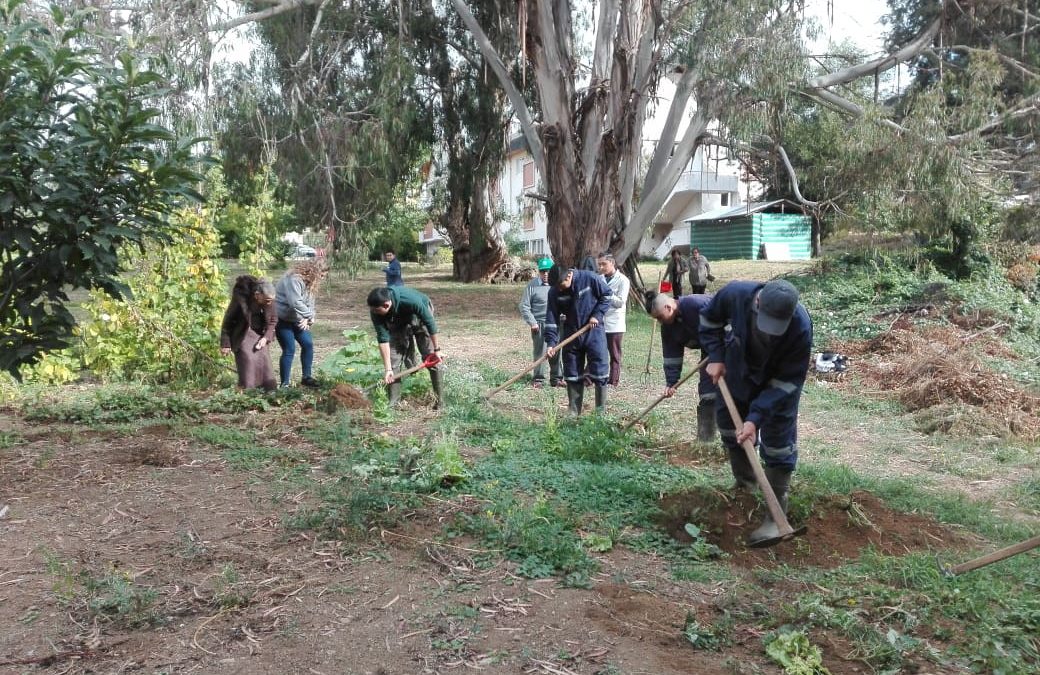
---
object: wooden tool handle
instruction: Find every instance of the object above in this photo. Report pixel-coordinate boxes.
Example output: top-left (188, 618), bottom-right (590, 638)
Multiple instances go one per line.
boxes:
top-left (717, 376), bottom-right (795, 537)
top-left (484, 323), bottom-right (593, 399)
top-left (949, 534), bottom-right (1040, 575)
top-left (624, 357), bottom-right (708, 430)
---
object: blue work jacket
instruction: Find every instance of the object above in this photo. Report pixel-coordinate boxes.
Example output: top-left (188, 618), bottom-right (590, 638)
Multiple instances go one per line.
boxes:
top-left (543, 270), bottom-right (612, 347)
top-left (661, 294), bottom-right (714, 393)
top-left (699, 281), bottom-right (813, 429)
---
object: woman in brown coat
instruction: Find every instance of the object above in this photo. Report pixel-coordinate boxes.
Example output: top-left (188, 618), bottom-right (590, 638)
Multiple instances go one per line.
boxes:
top-left (220, 276), bottom-right (278, 391)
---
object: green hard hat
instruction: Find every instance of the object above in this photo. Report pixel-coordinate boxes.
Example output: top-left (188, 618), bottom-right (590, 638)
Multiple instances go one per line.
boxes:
top-left (537, 257), bottom-right (554, 271)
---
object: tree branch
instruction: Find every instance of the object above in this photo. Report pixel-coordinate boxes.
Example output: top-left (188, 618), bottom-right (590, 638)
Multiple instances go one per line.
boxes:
top-left (807, 17), bottom-right (941, 90)
top-left (449, 0), bottom-right (544, 170)
top-left (211, 0), bottom-right (321, 32)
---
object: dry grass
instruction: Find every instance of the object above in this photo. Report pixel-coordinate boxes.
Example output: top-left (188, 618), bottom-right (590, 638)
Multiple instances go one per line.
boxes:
top-left (833, 324), bottom-right (1040, 440)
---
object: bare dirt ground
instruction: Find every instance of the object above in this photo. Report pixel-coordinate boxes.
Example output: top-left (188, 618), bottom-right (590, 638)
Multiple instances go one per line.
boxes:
top-left (0, 260), bottom-right (1028, 674)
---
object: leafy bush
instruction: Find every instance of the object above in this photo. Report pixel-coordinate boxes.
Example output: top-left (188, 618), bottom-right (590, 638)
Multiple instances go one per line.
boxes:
top-left (319, 329), bottom-right (430, 397)
top-left (0, 2), bottom-right (204, 375)
top-left (76, 210), bottom-right (226, 384)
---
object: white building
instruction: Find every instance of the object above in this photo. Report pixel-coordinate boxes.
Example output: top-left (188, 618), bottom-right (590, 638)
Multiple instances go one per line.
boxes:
top-left (639, 144), bottom-right (745, 259)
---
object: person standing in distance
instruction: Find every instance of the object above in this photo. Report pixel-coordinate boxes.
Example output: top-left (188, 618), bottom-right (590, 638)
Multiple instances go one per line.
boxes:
top-left (596, 253), bottom-right (630, 386)
top-left (383, 250), bottom-right (403, 287)
top-left (518, 257), bottom-right (563, 388)
top-left (688, 247), bottom-right (713, 295)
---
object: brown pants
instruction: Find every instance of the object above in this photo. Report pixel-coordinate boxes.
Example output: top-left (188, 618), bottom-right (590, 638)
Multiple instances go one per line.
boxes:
top-left (606, 332), bottom-right (623, 386)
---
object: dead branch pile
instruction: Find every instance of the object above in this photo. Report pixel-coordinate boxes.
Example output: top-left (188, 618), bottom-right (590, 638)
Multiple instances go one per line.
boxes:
top-left (839, 325), bottom-right (1040, 440)
top-left (489, 259), bottom-right (534, 284)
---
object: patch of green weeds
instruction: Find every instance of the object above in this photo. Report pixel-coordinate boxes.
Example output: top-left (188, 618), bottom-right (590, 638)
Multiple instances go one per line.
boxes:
top-left (682, 611), bottom-right (732, 651)
top-left (0, 429), bottom-right (24, 449)
top-left (191, 424), bottom-right (306, 471)
top-left (454, 495), bottom-right (597, 586)
top-left (1008, 476), bottom-right (1040, 515)
top-left (25, 386), bottom-right (200, 424)
top-left (764, 629), bottom-right (831, 674)
top-left (43, 553), bottom-right (160, 627)
top-left (212, 564), bottom-right (253, 610)
top-left (84, 569), bottom-right (161, 627)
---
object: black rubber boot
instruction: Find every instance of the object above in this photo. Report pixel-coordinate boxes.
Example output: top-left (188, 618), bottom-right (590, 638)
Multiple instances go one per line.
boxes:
top-left (748, 466), bottom-right (793, 546)
top-left (594, 383), bottom-right (607, 413)
top-left (567, 382), bottom-right (584, 415)
top-left (728, 447), bottom-right (758, 491)
top-left (696, 400), bottom-right (717, 442)
top-left (429, 367), bottom-right (443, 410)
top-left (387, 381), bottom-right (402, 407)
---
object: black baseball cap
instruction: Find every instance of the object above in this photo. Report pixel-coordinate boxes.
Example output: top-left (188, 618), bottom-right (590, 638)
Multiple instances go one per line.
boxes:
top-left (756, 280), bottom-right (799, 336)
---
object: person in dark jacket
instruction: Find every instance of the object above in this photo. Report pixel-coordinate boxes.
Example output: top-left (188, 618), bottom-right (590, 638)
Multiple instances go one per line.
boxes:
top-left (543, 265), bottom-right (612, 414)
top-left (699, 279), bottom-right (812, 546)
top-left (220, 276), bottom-right (278, 392)
top-left (367, 285), bottom-right (442, 408)
top-left (383, 250), bottom-right (404, 286)
top-left (665, 249), bottom-right (688, 297)
top-left (649, 292), bottom-right (717, 441)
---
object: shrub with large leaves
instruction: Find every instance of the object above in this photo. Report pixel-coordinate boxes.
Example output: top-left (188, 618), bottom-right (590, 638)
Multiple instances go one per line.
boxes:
top-left (0, 0), bottom-right (204, 375)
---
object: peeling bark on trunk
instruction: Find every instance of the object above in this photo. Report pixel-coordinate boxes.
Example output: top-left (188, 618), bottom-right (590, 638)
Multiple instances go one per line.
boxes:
top-left (442, 170), bottom-right (509, 282)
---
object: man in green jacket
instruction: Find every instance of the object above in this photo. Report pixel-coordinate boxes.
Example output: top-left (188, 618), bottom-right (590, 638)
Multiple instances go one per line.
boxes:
top-left (367, 286), bottom-right (443, 408)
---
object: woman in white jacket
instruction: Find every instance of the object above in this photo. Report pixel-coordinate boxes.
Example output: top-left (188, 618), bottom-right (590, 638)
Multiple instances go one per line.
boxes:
top-left (596, 253), bottom-right (631, 386)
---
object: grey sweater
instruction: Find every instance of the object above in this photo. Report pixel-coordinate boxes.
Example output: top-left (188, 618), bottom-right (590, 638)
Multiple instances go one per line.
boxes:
top-left (518, 277), bottom-right (550, 325)
top-left (275, 273), bottom-right (315, 323)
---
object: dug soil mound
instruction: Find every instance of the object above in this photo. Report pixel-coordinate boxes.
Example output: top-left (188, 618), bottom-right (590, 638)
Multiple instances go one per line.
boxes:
top-left (657, 489), bottom-right (967, 569)
top-left (327, 383), bottom-right (370, 410)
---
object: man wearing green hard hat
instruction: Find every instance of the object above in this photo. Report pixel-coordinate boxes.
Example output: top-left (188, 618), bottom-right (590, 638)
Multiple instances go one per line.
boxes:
top-left (518, 257), bottom-right (563, 388)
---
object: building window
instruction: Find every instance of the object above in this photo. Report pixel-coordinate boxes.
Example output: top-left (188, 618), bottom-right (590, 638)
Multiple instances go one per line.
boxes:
top-left (522, 208), bottom-right (535, 231)
top-left (522, 160), bottom-right (535, 189)
top-left (721, 193), bottom-right (730, 207)
top-left (526, 240), bottom-right (544, 255)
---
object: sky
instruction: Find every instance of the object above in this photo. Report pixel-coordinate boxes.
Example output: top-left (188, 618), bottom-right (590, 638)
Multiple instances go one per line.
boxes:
top-left (805, 0), bottom-right (891, 56)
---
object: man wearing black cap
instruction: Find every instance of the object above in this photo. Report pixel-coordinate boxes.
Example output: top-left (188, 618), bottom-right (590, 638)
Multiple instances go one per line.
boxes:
top-left (543, 264), bottom-right (612, 414)
top-left (699, 279), bottom-right (813, 546)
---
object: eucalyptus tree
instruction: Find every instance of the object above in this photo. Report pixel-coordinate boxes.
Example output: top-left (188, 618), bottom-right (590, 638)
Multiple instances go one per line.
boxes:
top-left (450, 0), bottom-right (811, 266)
top-left (411, 0), bottom-right (518, 281)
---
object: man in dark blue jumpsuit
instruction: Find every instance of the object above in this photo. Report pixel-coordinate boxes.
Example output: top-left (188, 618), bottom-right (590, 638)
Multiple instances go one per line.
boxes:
top-left (649, 293), bottom-right (717, 442)
top-left (544, 265), bottom-right (612, 415)
top-left (699, 279), bottom-right (812, 546)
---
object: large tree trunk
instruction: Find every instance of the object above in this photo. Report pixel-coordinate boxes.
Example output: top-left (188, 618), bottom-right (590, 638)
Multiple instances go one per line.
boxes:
top-left (442, 169), bottom-right (509, 282)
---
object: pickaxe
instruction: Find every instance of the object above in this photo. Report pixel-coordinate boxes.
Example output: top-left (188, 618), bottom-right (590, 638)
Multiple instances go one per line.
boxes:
top-left (365, 352), bottom-right (443, 393)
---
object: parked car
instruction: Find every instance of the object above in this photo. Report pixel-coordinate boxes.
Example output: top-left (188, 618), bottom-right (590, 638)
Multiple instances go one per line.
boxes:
top-left (288, 244), bottom-right (317, 260)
